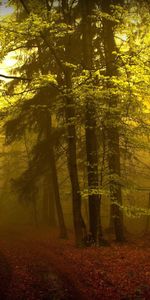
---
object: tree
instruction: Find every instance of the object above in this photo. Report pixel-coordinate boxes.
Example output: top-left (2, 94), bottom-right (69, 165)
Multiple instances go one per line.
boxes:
top-left (1, 0), bottom-right (85, 246)
top-left (0, 0), bottom-right (149, 246)
top-left (100, 0), bottom-right (125, 242)
top-left (4, 85), bottom-right (68, 237)
top-left (60, 0), bottom-right (87, 246)
top-left (79, 0), bottom-right (102, 244)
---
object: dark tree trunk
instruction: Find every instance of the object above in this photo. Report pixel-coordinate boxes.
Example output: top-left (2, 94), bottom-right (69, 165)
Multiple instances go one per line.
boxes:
top-left (65, 72), bottom-right (86, 246)
top-left (101, 0), bottom-right (125, 242)
top-left (145, 192), bottom-right (150, 234)
top-left (46, 112), bottom-right (68, 239)
top-left (61, 0), bottom-right (86, 247)
top-left (80, 0), bottom-right (102, 244)
top-left (42, 179), bottom-right (50, 225)
top-left (43, 175), bottom-right (56, 227)
top-left (49, 147), bottom-right (68, 239)
top-left (32, 196), bottom-right (38, 227)
top-left (85, 104), bottom-right (102, 243)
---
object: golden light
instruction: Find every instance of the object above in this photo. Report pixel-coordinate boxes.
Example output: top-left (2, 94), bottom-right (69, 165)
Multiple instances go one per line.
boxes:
top-left (0, 53), bottom-right (17, 81)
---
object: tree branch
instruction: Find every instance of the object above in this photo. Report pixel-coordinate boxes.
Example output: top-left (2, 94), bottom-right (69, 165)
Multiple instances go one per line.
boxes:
top-left (0, 74), bottom-right (31, 81)
top-left (19, 0), bottom-right (67, 75)
top-left (19, 0), bottom-right (30, 14)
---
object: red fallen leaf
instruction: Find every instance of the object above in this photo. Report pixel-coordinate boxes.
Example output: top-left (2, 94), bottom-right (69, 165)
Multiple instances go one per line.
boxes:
top-left (0, 228), bottom-right (150, 299)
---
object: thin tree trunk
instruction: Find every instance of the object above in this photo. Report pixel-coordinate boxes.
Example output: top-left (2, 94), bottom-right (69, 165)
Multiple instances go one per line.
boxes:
top-left (46, 112), bottom-right (68, 239)
top-left (32, 195), bottom-right (38, 227)
top-left (42, 179), bottom-right (49, 225)
top-left (50, 148), bottom-right (68, 238)
top-left (80, 0), bottom-right (102, 244)
top-left (65, 72), bottom-right (86, 246)
top-left (101, 0), bottom-right (125, 242)
top-left (61, 0), bottom-right (86, 247)
top-left (43, 175), bottom-right (56, 227)
top-left (145, 192), bottom-right (150, 234)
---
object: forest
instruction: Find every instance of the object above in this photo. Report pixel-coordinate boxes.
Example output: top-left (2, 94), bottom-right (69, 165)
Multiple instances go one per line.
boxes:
top-left (0, 0), bottom-right (150, 299)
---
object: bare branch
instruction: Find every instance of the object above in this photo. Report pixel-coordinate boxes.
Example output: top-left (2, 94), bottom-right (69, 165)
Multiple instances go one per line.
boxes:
top-left (0, 74), bottom-right (31, 81)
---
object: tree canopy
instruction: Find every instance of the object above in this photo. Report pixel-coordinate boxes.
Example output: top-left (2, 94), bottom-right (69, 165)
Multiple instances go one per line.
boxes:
top-left (0, 0), bottom-right (150, 246)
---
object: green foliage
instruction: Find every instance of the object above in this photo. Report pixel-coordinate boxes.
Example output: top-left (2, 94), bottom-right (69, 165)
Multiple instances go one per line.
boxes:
top-left (0, 0), bottom-right (149, 218)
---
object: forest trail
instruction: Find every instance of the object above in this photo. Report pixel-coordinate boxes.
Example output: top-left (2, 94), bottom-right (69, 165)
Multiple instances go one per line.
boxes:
top-left (0, 226), bottom-right (150, 300)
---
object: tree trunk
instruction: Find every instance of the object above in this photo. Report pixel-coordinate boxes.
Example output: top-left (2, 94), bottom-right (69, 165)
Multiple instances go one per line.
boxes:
top-left (46, 111), bottom-right (68, 239)
top-left (101, 0), bottom-right (125, 242)
top-left (145, 192), bottom-right (150, 234)
top-left (50, 146), bottom-right (68, 239)
top-left (80, 0), bottom-right (102, 244)
top-left (43, 175), bottom-right (56, 227)
top-left (62, 0), bottom-right (86, 247)
top-left (32, 195), bottom-right (38, 227)
top-left (65, 73), bottom-right (86, 246)
top-left (42, 179), bottom-right (50, 225)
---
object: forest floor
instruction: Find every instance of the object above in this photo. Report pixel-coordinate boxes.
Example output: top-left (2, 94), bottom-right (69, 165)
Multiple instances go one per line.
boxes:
top-left (0, 226), bottom-right (149, 300)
